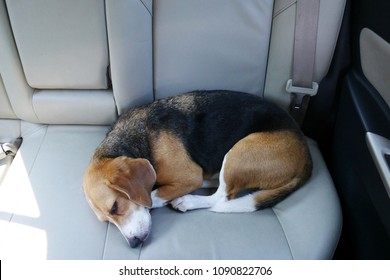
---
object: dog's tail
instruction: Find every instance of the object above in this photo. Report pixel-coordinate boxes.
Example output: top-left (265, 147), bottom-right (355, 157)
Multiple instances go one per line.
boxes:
top-left (253, 177), bottom-right (305, 210)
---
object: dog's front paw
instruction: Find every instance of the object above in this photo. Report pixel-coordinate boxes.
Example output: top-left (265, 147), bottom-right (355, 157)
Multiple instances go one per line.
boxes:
top-left (171, 195), bottom-right (194, 212)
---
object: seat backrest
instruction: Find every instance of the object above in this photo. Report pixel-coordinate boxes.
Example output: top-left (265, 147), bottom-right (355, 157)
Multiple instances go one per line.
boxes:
top-left (105, 0), bottom-right (153, 115)
top-left (0, 76), bottom-right (15, 120)
top-left (0, 0), bottom-right (153, 124)
top-left (0, 0), bottom-right (346, 125)
top-left (0, 75), bottom-right (19, 142)
top-left (153, 0), bottom-right (274, 99)
top-left (154, 0), bottom-right (346, 109)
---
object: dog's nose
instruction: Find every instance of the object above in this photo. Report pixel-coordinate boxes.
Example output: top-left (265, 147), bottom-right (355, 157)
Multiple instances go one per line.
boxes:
top-left (128, 237), bottom-right (142, 248)
top-left (128, 233), bottom-right (148, 248)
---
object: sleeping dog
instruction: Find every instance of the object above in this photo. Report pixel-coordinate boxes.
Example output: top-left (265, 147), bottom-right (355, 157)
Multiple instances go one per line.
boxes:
top-left (83, 90), bottom-right (312, 248)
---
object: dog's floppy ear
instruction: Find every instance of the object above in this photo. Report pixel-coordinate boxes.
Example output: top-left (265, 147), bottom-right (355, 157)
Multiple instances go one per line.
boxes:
top-left (107, 156), bottom-right (156, 208)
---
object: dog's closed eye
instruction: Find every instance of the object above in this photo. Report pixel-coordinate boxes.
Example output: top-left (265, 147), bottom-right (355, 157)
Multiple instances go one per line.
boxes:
top-left (110, 201), bottom-right (118, 215)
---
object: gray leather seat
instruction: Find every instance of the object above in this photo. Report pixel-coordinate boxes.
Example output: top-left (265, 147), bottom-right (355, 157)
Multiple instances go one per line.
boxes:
top-left (0, 0), bottom-right (345, 259)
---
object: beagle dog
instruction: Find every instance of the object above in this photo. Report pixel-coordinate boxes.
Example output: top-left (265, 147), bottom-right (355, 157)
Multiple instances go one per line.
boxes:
top-left (83, 91), bottom-right (312, 248)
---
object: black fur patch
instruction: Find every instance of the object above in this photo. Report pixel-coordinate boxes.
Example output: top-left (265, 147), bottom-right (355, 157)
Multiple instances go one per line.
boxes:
top-left (95, 90), bottom-right (301, 174)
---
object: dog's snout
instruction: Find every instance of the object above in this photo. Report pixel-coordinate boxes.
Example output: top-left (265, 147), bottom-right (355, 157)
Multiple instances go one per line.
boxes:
top-left (128, 233), bottom-right (148, 248)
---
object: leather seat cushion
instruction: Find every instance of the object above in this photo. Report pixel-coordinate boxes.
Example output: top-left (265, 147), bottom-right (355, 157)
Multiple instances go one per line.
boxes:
top-left (0, 123), bottom-right (341, 259)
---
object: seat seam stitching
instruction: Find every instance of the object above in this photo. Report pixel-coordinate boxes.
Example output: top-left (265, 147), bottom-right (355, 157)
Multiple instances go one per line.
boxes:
top-left (271, 207), bottom-right (295, 259)
top-left (102, 222), bottom-right (110, 259)
top-left (274, 1), bottom-right (296, 18)
top-left (26, 124), bottom-right (48, 176)
top-left (139, 0), bottom-right (152, 17)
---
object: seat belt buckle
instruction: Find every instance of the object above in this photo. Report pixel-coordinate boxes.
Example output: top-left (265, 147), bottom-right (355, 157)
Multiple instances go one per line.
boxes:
top-left (286, 79), bottom-right (319, 110)
top-left (286, 79), bottom-right (319, 96)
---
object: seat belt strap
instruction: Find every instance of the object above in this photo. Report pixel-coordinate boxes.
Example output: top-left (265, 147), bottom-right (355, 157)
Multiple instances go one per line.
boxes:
top-left (286, 0), bottom-right (321, 125)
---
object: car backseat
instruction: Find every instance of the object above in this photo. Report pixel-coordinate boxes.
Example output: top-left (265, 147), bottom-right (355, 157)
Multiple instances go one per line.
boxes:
top-left (0, 0), bottom-right (345, 259)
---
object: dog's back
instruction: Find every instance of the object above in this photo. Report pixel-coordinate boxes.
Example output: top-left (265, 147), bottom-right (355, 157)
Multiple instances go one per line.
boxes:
top-left (96, 91), bottom-right (309, 173)
top-left (147, 91), bottom-right (306, 174)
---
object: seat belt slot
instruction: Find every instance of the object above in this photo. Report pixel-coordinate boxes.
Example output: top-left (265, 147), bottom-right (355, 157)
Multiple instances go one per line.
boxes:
top-left (0, 138), bottom-right (22, 161)
top-left (0, 143), bottom-right (18, 160)
top-left (286, 79), bottom-right (319, 110)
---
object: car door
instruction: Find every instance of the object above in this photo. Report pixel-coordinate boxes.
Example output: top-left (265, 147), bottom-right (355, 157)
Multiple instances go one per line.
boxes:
top-left (332, 0), bottom-right (390, 259)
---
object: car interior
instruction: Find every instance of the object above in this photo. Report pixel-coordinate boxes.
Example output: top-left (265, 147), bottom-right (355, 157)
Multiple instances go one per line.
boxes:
top-left (0, 0), bottom-right (389, 260)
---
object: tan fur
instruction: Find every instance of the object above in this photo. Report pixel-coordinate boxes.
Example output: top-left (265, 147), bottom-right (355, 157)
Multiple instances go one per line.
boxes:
top-left (151, 131), bottom-right (204, 201)
top-left (83, 156), bottom-right (156, 211)
top-left (223, 131), bottom-right (312, 205)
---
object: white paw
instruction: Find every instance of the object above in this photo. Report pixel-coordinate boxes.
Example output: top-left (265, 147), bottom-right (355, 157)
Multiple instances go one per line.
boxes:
top-left (171, 195), bottom-right (194, 212)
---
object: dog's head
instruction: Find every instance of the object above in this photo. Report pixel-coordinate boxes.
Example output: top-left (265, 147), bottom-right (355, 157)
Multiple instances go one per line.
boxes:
top-left (83, 156), bottom-right (156, 248)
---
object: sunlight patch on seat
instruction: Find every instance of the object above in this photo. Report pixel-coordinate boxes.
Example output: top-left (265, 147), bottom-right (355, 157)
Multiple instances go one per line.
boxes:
top-left (0, 151), bottom-right (40, 218)
top-left (0, 222), bottom-right (47, 259)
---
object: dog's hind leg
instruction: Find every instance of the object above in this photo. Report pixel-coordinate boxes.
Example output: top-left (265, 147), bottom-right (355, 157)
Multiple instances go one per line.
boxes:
top-left (172, 131), bottom-right (311, 213)
top-left (210, 131), bottom-right (311, 212)
top-left (173, 131), bottom-right (311, 213)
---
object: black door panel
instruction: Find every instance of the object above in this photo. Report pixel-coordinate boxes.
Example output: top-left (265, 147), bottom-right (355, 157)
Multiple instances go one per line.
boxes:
top-left (332, 70), bottom-right (390, 259)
